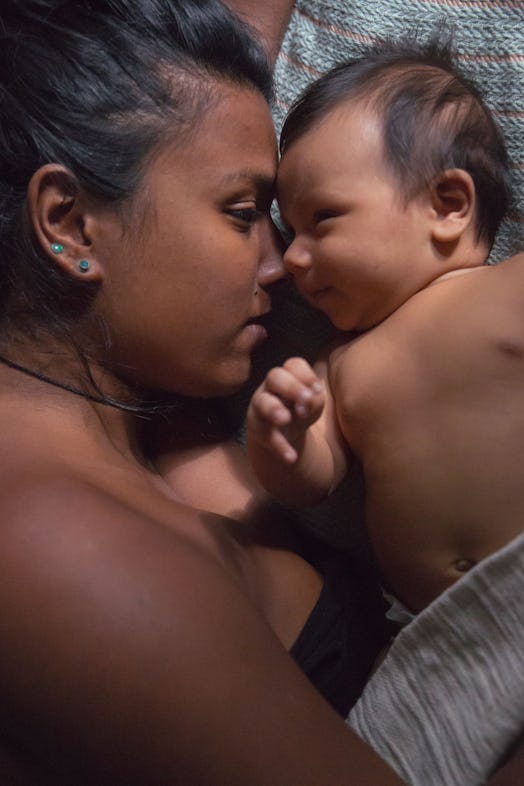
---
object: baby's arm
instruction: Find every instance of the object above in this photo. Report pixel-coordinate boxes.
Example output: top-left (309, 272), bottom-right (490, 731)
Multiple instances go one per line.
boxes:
top-left (246, 355), bottom-right (350, 507)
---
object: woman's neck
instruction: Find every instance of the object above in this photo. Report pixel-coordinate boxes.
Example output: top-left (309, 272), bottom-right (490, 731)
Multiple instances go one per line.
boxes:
top-left (0, 340), bottom-right (151, 470)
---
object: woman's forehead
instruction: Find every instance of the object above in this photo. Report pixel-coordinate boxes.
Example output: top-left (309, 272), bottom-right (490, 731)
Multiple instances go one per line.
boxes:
top-left (204, 83), bottom-right (277, 151)
top-left (152, 85), bottom-right (278, 185)
top-left (135, 96), bottom-right (276, 210)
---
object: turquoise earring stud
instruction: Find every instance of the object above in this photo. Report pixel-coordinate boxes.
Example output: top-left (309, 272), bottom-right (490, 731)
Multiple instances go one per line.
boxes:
top-left (51, 243), bottom-right (64, 254)
top-left (78, 259), bottom-right (90, 273)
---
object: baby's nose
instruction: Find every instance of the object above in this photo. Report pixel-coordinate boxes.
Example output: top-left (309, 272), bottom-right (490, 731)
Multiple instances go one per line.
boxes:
top-left (283, 238), bottom-right (312, 274)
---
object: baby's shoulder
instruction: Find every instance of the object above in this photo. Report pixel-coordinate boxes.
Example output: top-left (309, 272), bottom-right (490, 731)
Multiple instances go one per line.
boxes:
top-left (424, 256), bottom-right (524, 341)
top-left (425, 254), bottom-right (524, 310)
top-left (366, 256), bottom-right (524, 349)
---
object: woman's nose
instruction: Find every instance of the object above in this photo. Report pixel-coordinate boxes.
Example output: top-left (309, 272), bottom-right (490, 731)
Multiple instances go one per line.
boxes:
top-left (257, 218), bottom-right (287, 289)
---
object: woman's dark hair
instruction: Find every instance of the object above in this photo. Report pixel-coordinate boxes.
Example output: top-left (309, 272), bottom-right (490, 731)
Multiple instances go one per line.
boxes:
top-left (280, 35), bottom-right (512, 249)
top-left (0, 0), bottom-right (272, 360)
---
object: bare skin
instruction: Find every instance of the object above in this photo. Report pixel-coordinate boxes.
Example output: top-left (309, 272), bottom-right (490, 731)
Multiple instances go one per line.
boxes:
top-left (155, 434), bottom-right (271, 521)
top-left (247, 102), bottom-right (524, 614)
top-left (0, 81), bottom-right (402, 785)
top-left (245, 93), bottom-right (524, 783)
top-left (225, 0), bottom-right (295, 64)
top-left (328, 259), bottom-right (524, 608)
top-left (0, 379), bottom-right (354, 785)
top-left (326, 258), bottom-right (524, 609)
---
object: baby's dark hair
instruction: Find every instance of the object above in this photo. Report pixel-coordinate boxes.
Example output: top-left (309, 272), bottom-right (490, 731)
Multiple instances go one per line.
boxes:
top-left (280, 35), bottom-right (512, 248)
top-left (0, 0), bottom-right (271, 339)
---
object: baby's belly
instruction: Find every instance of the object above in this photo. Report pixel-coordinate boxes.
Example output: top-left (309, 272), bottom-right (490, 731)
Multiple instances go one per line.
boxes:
top-left (363, 462), bottom-right (524, 614)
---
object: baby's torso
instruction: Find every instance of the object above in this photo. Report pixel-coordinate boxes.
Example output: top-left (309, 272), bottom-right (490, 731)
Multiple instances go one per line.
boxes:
top-left (329, 258), bottom-right (524, 612)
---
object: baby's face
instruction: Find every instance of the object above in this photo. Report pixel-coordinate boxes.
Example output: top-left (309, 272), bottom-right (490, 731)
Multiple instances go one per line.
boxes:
top-left (277, 103), bottom-right (436, 331)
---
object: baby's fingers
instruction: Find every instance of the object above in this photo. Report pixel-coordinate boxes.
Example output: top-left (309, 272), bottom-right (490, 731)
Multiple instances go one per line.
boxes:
top-left (247, 392), bottom-right (298, 463)
top-left (266, 427), bottom-right (298, 464)
top-left (282, 356), bottom-right (322, 389)
top-left (249, 389), bottom-right (292, 428)
top-left (264, 363), bottom-right (323, 419)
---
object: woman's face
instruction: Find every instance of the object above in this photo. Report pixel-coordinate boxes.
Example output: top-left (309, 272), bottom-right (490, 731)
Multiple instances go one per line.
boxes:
top-left (98, 84), bottom-right (283, 397)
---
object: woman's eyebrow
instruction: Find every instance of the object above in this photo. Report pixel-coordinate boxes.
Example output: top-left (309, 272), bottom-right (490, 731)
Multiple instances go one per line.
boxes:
top-left (219, 170), bottom-right (276, 192)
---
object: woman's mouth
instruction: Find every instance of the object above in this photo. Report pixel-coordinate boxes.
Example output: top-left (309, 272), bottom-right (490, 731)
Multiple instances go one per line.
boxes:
top-left (244, 321), bottom-right (268, 344)
top-left (242, 315), bottom-right (269, 347)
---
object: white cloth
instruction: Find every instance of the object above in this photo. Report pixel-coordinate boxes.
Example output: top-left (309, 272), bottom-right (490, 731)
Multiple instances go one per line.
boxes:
top-left (383, 590), bottom-right (416, 627)
top-left (348, 533), bottom-right (524, 786)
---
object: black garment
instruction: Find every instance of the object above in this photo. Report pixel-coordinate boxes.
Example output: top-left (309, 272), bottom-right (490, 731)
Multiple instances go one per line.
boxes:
top-left (290, 549), bottom-right (392, 717)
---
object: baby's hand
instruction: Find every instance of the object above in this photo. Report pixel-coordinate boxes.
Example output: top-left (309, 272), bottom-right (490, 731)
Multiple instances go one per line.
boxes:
top-left (246, 357), bottom-right (324, 463)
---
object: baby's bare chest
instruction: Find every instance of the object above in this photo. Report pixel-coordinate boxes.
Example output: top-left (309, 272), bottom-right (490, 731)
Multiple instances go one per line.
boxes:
top-left (331, 295), bottom-right (524, 455)
top-left (329, 308), bottom-right (524, 609)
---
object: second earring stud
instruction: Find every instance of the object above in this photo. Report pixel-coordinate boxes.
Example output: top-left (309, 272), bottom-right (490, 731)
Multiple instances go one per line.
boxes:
top-left (78, 260), bottom-right (90, 273)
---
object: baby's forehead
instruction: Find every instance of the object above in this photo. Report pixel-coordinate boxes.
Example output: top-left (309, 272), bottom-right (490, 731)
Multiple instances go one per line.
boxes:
top-left (278, 100), bottom-right (384, 168)
top-left (276, 108), bottom-right (390, 211)
top-left (280, 60), bottom-right (451, 154)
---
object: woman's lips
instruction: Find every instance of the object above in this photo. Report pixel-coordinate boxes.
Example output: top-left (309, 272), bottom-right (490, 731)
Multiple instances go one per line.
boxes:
top-left (242, 316), bottom-right (269, 347)
top-left (244, 321), bottom-right (268, 344)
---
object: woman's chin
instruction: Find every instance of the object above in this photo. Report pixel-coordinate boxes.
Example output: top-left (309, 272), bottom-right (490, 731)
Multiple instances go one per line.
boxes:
top-left (184, 362), bottom-right (252, 400)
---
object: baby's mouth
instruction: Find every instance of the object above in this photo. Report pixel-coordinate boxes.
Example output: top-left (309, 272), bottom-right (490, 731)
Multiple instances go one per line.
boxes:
top-left (305, 286), bottom-right (333, 307)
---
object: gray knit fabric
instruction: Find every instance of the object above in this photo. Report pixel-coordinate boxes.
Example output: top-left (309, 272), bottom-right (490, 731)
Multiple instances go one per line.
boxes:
top-left (273, 0), bottom-right (524, 263)
top-left (348, 533), bottom-right (524, 785)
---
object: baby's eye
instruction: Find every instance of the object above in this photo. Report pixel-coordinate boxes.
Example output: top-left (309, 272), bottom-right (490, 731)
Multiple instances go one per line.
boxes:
top-left (313, 209), bottom-right (338, 225)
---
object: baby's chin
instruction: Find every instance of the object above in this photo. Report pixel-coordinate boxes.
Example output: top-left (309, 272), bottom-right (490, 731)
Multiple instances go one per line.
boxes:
top-left (329, 305), bottom-right (396, 334)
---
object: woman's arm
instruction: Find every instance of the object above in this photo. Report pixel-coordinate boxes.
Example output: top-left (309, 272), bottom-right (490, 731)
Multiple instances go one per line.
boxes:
top-left (1, 477), bottom-right (403, 785)
top-left (224, 0), bottom-right (295, 64)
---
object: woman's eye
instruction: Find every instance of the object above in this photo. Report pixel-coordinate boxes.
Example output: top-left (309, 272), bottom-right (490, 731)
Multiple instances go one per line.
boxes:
top-left (227, 207), bottom-right (260, 228)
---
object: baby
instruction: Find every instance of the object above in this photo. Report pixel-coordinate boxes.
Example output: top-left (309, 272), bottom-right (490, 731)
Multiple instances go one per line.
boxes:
top-left (246, 37), bottom-right (524, 618)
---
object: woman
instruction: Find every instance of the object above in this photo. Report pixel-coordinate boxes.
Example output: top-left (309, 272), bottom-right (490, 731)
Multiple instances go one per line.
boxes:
top-left (0, 1), bottom-right (397, 783)
top-left (0, 2), bottom-right (520, 784)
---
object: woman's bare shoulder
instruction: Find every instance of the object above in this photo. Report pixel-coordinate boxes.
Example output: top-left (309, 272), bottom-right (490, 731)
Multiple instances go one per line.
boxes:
top-left (0, 469), bottom-right (403, 785)
top-left (0, 474), bottom-right (252, 780)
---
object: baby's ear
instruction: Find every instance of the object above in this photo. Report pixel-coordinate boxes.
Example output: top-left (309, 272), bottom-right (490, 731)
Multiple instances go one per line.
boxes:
top-left (429, 168), bottom-right (476, 245)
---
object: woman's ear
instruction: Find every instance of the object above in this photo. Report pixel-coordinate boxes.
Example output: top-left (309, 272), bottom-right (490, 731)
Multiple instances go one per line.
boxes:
top-left (429, 168), bottom-right (476, 245)
top-left (27, 164), bottom-right (103, 282)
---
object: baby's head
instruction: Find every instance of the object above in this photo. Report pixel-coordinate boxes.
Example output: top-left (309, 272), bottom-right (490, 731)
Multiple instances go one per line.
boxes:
top-left (281, 35), bottom-right (511, 251)
top-left (278, 37), bottom-right (512, 331)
